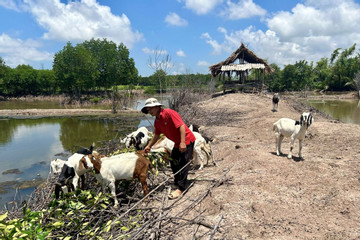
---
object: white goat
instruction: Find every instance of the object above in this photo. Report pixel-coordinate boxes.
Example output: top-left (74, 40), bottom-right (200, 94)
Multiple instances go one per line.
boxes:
top-left (188, 125), bottom-right (214, 170)
top-left (88, 151), bottom-right (153, 208)
top-left (272, 93), bottom-right (279, 112)
top-left (151, 136), bottom-right (175, 154)
top-left (192, 131), bottom-right (214, 170)
top-left (121, 127), bottom-right (151, 150)
top-left (151, 128), bottom-right (213, 170)
top-left (273, 112), bottom-right (314, 159)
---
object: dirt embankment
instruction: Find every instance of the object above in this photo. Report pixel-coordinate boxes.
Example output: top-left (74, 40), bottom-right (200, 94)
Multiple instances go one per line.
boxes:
top-left (172, 93), bottom-right (360, 239)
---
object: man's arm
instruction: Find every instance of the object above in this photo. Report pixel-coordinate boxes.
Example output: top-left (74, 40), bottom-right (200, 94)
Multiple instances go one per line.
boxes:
top-left (179, 125), bottom-right (186, 152)
top-left (144, 134), bottom-right (160, 153)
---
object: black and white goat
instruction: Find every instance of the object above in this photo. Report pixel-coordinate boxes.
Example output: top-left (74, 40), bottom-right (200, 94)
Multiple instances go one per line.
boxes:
top-left (273, 112), bottom-right (314, 159)
top-left (88, 151), bottom-right (153, 208)
top-left (54, 144), bottom-right (96, 198)
top-left (272, 93), bottom-right (279, 112)
top-left (50, 158), bottom-right (66, 175)
top-left (121, 127), bottom-right (151, 150)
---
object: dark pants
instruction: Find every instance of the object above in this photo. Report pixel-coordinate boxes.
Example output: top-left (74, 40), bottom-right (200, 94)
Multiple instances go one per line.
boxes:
top-left (170, 141), bottom-right (195, 191)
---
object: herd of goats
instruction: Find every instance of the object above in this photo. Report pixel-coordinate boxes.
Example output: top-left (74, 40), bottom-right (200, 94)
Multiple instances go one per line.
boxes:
top-left (49, 125), bottom-right (214, 208)
top-left (48, 93), bottom-right (314, 208)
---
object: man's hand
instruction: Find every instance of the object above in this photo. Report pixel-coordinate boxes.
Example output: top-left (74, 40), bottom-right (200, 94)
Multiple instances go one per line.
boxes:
top-left (179, 142), bottom-right (186, 153)
top-left (144, 146), bottom-right (151, 153)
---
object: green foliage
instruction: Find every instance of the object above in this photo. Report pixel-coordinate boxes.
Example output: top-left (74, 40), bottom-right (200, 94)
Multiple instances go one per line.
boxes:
top-left (0, 189), bottom-right (145, 239)
top-left (0, 208), bottom-right (50, 239)
top-left (143, 86), bottom-right (156, 94)
top-left (266, 44), bottom-right (360, 92)
top-left (90, 96), bottom-right (102, 103)
top-left (53, 42), bottom-right (99, 97)
top-left (267, 63), bottom-right (282, 91)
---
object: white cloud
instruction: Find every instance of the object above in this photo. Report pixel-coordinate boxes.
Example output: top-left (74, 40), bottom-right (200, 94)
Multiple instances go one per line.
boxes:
top-left (202, 0), bottom-right (360, 67)
top-left (220, 0), bottom-right (266, 20)
top-left (0, 33), bottom-right (53, 67)
top-left (165, 12), bottom-right (188, 26)
top-left (142, 47), bottom-right (168, 55)
top-left (182, 0), bottom-right (224, 15)
top-left (25, 0), bottom-right (143, 48)
top-left (201, 32), bottom-right (227, 54)
top-left (176, 49), bottom-right (186, 57)
top-left (0, 0), bottom-right (20, 11)
top-left (197, 60), bottom-right (210, 66)
top-left (267, 1), bottom-right (360, 43)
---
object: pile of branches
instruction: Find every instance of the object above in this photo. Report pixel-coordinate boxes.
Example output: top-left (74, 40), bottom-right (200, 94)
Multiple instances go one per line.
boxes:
top-left (1, 135), bottom-right (229, 239)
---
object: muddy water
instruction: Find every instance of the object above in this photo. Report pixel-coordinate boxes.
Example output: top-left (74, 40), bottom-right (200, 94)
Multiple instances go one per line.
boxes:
top-left (303, 99), bottom-right (360, 124)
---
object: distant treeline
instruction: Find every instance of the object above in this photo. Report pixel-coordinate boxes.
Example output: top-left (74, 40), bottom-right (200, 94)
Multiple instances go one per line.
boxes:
top-left (267, 43), bottom-right (360, 92)
top-left (0, 40), bottom-right (360, 97)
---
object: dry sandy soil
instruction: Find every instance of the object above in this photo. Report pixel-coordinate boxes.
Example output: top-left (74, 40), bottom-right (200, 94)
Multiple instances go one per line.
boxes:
top-left (167, 92), bottom-right (360, 239)
top-left (2, 93), bottom-right (360, 239)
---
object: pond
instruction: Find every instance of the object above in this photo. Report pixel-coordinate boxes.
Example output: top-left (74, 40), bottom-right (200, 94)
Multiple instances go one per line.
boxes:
top-left (302, 99), bottom-right (360, 125)
top-left (0, 96), bottom-right (170, 210)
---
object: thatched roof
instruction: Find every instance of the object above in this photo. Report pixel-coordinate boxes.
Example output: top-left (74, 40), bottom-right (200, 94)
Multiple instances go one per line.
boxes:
top-left (209, 43), bottom-right (274, 77)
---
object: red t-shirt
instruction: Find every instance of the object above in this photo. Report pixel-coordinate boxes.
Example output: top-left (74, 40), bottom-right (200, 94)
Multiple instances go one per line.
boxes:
top-left (154, 108), bottom-right (196, 148)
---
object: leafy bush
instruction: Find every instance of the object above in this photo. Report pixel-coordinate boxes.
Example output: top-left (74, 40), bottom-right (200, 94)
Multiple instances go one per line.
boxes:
top-left (90, 96), bottom-right (102, 103)
top-left (143, 86), bottom-right (156, 94)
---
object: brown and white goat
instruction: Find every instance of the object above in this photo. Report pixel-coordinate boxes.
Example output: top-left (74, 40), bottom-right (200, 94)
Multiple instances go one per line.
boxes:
top-left (88, 151), bottom-right (153, 208)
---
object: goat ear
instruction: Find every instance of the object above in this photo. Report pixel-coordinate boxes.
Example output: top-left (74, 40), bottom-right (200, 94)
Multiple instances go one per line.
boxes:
top-left (300, 115), bottom-right (304, 124)
top-left (78, 157), bottom-right (84, 171)
top-left (309, 114), bottom-right (314, 125)
top-left (81, 157), bottom-right (89, 170)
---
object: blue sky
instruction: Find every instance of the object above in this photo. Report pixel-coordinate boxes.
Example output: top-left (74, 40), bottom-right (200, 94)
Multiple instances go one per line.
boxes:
top-left (1, 0), bottom-right (360, 77)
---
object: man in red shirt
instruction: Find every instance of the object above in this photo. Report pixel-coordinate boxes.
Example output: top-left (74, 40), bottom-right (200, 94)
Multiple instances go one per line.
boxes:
top-left (142, 98), bottom-right (196, 199)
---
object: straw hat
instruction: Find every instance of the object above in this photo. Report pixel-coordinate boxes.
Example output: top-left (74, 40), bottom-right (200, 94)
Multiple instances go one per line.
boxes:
top-left (141, 98), bottom-right (163, 114)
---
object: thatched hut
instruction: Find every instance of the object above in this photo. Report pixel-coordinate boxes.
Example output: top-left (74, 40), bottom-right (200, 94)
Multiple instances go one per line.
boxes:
top-left (209, 43), bottom-right (273, 93)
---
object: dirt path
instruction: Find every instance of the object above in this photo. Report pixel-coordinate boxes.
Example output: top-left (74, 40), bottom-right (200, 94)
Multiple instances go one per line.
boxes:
top-left (171, 93), bottom-right (360, 239)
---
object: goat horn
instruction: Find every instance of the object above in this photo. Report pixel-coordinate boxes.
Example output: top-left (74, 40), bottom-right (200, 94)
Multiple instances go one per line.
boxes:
top-left (65, 176), bottom-right (72, 185)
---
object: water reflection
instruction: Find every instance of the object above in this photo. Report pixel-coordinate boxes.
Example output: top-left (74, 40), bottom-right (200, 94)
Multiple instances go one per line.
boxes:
top-left (304, 99), bottom-right (360, 124)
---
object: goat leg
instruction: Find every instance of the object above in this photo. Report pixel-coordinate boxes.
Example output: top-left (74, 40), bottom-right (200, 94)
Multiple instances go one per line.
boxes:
top-left (288, 136), bottom-right (295, 159)
top-left (298, 140), bottom-right (303, 159)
